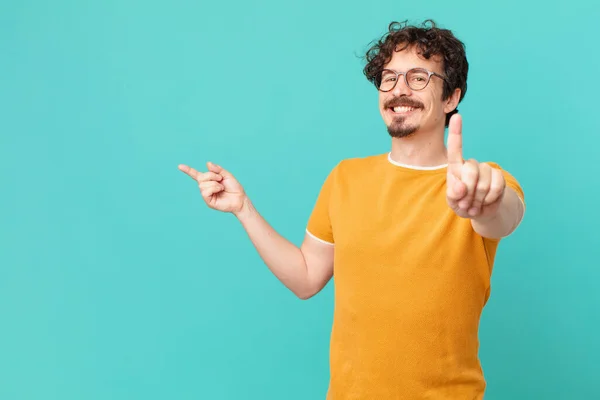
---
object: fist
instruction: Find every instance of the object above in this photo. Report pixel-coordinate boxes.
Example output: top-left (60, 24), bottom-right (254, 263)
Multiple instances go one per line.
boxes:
top-left (446, 114), bottom-right (506, 219)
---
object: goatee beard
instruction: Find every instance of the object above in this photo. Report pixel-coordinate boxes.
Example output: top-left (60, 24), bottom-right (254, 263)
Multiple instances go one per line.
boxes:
top-left (383, 97), bottom-right (424, 138)
top-left (387, 117), bottom-right (419, 138)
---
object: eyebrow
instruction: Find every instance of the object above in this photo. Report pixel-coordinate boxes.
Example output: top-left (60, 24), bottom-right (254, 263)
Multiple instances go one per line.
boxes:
top-left (382, 67), bottom-right (446, 77)
top-left (383, 67), bottom-right (425, 72)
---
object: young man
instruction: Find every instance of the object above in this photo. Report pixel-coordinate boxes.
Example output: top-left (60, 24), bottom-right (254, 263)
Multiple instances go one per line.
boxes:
top-left (179, 20), bottom-right (525, 400)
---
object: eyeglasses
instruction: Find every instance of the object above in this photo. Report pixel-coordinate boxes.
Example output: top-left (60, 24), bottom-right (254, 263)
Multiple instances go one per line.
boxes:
top-left (377, 68), bottom-right (447, 92)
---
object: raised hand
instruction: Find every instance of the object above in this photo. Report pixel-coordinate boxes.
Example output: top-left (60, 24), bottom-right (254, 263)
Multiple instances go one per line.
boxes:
top-left (446, 114), bottom-right (506, 219)
top-left (178, 161), bottom-right (247, 214)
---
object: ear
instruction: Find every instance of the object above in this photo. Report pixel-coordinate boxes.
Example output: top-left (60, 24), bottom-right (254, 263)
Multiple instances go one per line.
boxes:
top-left (443, 88), bottom-right (462, 114)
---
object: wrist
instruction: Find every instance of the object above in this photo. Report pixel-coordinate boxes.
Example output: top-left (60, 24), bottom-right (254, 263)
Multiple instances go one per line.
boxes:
top-left (233, 196), bottom-right (253, 220)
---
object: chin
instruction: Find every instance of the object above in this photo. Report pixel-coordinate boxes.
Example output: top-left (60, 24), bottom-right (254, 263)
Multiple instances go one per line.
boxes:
top-left (386, 119), bottom-right (419, 138)
top-left (387, 127), bottom-right (419, 138)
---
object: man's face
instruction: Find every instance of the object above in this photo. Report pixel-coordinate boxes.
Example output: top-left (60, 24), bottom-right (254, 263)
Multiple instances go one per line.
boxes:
top-left (378, 45), bottom-right (456, 138)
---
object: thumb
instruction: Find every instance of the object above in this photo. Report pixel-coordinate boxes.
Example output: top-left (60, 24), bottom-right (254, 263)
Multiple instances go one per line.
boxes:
top-left (207, 161), bottom-right (233, 179)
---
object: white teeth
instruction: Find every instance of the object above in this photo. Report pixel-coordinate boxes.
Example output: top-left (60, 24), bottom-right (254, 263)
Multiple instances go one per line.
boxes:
top-left (393, 106), bottom-right (416, 113)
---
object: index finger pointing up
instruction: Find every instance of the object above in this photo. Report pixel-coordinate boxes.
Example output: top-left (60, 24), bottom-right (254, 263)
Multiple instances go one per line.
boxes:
top-left (447, 113), bottom-right (464, 177)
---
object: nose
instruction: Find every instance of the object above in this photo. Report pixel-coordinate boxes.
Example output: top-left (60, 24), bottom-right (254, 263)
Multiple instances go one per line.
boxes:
top-left (392, 75), bottom-right (412, 96)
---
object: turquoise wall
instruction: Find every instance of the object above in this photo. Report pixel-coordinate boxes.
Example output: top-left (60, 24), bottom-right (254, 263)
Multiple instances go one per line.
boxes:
top-left (1, 0), bottom-right (598, 398)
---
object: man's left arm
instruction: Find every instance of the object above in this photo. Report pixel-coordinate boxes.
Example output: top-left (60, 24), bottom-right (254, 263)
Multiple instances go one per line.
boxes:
top-left (445, 114), bottom-right (525, 239)
top-left (470, 185), bottom-right (525, 239)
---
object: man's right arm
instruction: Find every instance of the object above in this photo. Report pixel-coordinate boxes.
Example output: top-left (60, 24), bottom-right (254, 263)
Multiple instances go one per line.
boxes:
top-left (178, 161), bottom-right (334, 299)
top-left (234, 197), bottom-right (334, 300)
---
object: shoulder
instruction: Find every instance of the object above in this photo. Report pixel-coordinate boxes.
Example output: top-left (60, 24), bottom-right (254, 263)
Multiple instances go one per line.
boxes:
top-left (482, 160), bottom-right (525, 200)
top-left (481, 160), bottom-right (516, 174)
top-left (482, 160), bottom-right (506, 170)
top-left (333, 153), bottom-right (388, 176)
top-left (314, 154), bottom-right (386, 190)
top-left (481, 160), bottom-right (520, 182)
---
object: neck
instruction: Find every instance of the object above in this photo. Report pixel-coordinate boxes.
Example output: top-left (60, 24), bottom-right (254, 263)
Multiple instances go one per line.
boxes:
top-left (389, 128), bottom-right (448, 167)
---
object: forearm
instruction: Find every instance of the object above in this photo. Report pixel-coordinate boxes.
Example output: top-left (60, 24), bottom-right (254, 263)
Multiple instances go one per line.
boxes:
top-left (233, 198), bottom-right (312, 297)
top-left (471, 187), bottom-right (524, 239)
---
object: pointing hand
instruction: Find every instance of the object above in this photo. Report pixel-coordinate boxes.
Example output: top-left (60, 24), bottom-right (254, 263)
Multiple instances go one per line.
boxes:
top-left (179, 161), bottom-right (247, 214)
top-left (446, 114), bottom-right (506, 219)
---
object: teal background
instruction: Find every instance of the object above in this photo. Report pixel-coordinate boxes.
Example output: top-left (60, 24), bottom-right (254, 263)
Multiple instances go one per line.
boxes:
top-left (1, 0), bottom-right (598, 398)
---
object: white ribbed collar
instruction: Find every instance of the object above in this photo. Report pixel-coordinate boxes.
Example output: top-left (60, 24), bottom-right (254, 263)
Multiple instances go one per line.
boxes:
top-left (387, 152), bottom-right (448, 170)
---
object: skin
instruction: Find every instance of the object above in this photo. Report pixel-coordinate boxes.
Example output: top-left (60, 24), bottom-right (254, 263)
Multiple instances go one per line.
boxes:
top-left (378, 45), bottom-right (524, 237)
top-left (178, 44), bottom-right (524, 299)
top-left (178, 161), bottom-right (333, 299)
top-left (379, 47), bottom-right (460, 167)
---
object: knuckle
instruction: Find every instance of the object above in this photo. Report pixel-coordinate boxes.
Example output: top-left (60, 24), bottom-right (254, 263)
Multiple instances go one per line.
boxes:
top-left (199, 172), bottom-right (218, 182)
top-left (199, 182), bottom-right (214, 192)
top-left (491, 180), bottom-right (505, 192)
top-left (197, 173), bottom-right (208, 182)
top-left (462, 165), bottom-right (479, 179)
top-left (487, 184), bottom-right (504, 199)
top-left (476, 183), bottom-right (490, 195)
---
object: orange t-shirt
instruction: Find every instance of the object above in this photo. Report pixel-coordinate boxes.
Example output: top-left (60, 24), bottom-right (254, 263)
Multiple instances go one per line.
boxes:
top-left (306, 153), bottom-right (525, 400)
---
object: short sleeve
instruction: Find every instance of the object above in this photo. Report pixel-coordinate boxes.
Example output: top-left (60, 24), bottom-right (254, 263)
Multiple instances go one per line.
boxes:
top-left (486, 162), bottom-right (526, 241)
top-left (489, 162), bottom-right (525, 209)
top-left (305, 164), bottom-right (338, 245)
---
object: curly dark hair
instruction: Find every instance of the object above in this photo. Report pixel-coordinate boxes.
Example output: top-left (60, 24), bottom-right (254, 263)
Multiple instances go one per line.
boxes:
top-left (363, 20), bottom-right (469, 126)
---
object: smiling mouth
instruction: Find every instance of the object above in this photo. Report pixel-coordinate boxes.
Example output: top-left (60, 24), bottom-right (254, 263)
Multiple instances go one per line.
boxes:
top-left (387, 105), bottom-right (422, 115)
top-left (391, 106), bottom-right (418, 113)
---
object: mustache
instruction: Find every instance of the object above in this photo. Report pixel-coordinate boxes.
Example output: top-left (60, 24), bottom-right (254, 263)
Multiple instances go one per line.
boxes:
top-left (384, 98), bottom-right (424, 109)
